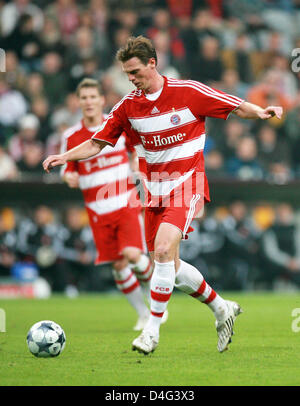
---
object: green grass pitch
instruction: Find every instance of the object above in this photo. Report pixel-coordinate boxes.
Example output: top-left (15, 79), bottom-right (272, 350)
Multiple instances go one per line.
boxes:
top-left (0, 292), bottom-right (300, 386)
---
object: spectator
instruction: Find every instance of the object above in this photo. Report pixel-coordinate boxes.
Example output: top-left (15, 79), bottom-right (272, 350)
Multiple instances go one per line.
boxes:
top-left (1, 0), bottom-right (43, 37)
top-left (45, 121), bottom-right (69, 157)
top-left (225, 135), bottom-right (264, 180)
top-left (271, 53), bottom-right (298, 100)
top-left (0, 145), bottom-right (19, 181)
top-left (165, 0), bottom-right (196, 20)
top-left (262, 203), bottom-right (300, 289)
top-left (17, 141), bottom-right (45, 176)
top-left (24, 72), bottom-right (45, 104)
top-left (219, 117), bottom-right (247, 159)
top-left (259, 30), bottom-right (293, 60)
top-left (247, 68), bottom-right (292, 124)
top-left (256, 124), bottom-right (291, 174)
top-left (0, 210), bottom-right (17, 276)
top-left (220, 200), bottom-right (261, 290)
top-left (45, 0), bottom-right (80, 43)
top-left (219, 68), bottom-right (249, 100)
top-left (56, 206), bottom-right (95, 292)
top-left (152, 30), bottom-right (181, 78)
top-left (116, 8), bottom-right (140, 36)
top-left (0, 80), bottom-right (27, 143)
top-left (4, 13), bottom-right (42, 72)
top-left (110, 24), bottom-right (132, 53)
top-left (89, 0), bottom-right (109, 36)
top-left (147, 8), bottom-right (186, 67)
top-left (31, 97), bottom-right (52, 143)
top-left (66, 26), bottom-right (99, 74)
top-left (41, 52), bottom-right (67, 107)
top-left (68, 57), bottom-right (105, 92)
top-left (205, 149), bottom-right (226, 178)
top-left (8, 113), bottom-right (40, 162)
top-left (101, 88), bottom-right (123, 114)
top-left (266, 162), bottom-right (293, 184)
top-left (16, 205), bottom-right (68, 292)
top-left (283, 105), bottom-right (300, 175)
top-left (252, 202), bottom-right (275, 233)
top-left (88, 0), bottom-right (110, 60)
top-left (223, 0), bottom-right (267, 39)
top-left (3, 51), bottom-right (27, 92)
top-left (191, 35), bottom-right (224, 85)
top-left (221, 32), bottom-right (254, 84)
top-left (103, 59), bottom-right (135, 97)
top-left (189, 8), bottom-right (221, 51)
top-left (39, 16), bottom-right (66, 57)
top-left (50, 92), bottom-right (82, 130)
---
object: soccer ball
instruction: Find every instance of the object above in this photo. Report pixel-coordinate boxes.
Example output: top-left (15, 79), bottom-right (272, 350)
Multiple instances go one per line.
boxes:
top-left (26, 320), bottom-right (66, 358)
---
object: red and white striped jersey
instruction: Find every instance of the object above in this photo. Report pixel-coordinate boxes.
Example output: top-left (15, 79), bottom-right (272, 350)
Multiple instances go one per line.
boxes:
top-left (92, 76), bottom-right (244, 203)
top-left (61, 119), bottom-right (138, 217)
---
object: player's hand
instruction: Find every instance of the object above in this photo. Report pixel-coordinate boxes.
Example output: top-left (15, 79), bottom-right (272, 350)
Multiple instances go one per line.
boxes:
top-left (43, 154), bottom-right (66, 173)
top-left (64, 172), bottom-right (80, 188)
top-left (258, 106), bottom-right (283, 120)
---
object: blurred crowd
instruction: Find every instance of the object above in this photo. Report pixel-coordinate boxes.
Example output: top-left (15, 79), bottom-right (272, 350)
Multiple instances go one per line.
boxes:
top-left (1, 201), bottom-right (300, 293)
top-left (1, 0), bottom-right (300, 181)
top-left (0, 205), bottom-right (109, 295)
top-left (1, 0), bottom-right (300, 294)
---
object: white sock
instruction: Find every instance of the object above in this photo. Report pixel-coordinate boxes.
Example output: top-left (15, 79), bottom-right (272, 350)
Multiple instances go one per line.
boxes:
top-left (130, 254), bottom-right (153, 303)
top-left (175, 260), bottom-right (227, 320)
top-left (112, 267), bottom-right (149, 318)
top-left (144, 260), bottom-right (175, 337)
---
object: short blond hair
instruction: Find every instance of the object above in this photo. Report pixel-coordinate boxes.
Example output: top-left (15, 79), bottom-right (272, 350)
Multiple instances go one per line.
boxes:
top-left (116, 35), bottom-right (157, 65)
top-left (76, 78), bottom-right (102, 96)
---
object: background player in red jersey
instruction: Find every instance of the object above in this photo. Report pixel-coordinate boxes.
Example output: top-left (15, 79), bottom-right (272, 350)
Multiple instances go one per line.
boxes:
top-left (43, 36), bottom-right (282, 355)
top-left (60, 78), bottom-right (162, 332)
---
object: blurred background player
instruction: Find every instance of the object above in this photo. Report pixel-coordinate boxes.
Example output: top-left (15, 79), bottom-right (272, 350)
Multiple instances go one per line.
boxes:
top-left (60, 78), bottom-right (160, 331)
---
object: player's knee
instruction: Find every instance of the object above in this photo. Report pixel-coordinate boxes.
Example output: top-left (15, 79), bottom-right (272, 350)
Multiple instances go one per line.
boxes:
top-left (154, 242), bottom-right (174, 262)
top-left (122, 247), bottom-right (141, 264)
top-left (113, 259), bottom-right (128, 271)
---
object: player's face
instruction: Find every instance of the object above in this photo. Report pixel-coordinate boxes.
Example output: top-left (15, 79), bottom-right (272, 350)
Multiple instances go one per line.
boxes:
top-left (78, 87), bottom-right (104, 119)
top-left (122, 57), bottom-right (156, 92)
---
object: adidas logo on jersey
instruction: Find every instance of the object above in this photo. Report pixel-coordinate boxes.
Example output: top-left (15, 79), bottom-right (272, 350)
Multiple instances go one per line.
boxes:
top-left (150, 106), bottom-right (160, 114)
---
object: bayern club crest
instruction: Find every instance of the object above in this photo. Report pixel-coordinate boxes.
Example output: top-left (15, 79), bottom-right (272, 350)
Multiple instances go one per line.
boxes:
top-left (170, 114), bottom-right (181, 125)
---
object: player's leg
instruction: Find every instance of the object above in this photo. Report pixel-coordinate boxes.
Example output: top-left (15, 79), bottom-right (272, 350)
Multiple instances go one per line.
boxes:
top-left (118, 207), bottom-right (153, 302)
top-left (174, 243), bottom-right (228, 317)
top-left (122, 246), bottom-right (153, 302)
top-left (174, 256), bottom-right (242, 352)
top-left (86, 210), bottom-right (149, 330)
top-left (132, 222), bottom-right (181, 354)
top-left (112, 257), bottom-right (150, 331)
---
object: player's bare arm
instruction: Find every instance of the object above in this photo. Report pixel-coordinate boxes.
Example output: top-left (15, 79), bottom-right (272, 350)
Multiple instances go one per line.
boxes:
top-left (43, 139), bottom-right (107, 173)
top-left (233, 101), bottom-right (283, 120)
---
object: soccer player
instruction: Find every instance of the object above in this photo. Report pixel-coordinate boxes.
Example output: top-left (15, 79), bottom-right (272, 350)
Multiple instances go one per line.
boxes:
top-left (60, 78), bottom-right (156, 331)
top-left (43, 36), bottom-right (283, 354)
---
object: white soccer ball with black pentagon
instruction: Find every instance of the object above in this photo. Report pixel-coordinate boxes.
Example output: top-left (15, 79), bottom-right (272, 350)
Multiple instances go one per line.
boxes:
top-left (26, 320), bottom-right (66, 358)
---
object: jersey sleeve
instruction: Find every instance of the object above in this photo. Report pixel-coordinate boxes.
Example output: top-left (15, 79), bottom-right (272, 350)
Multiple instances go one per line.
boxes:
top-left (92, 99), bottom-right (129, 146)
top-left (187, 80), bottom-right (244, 120)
